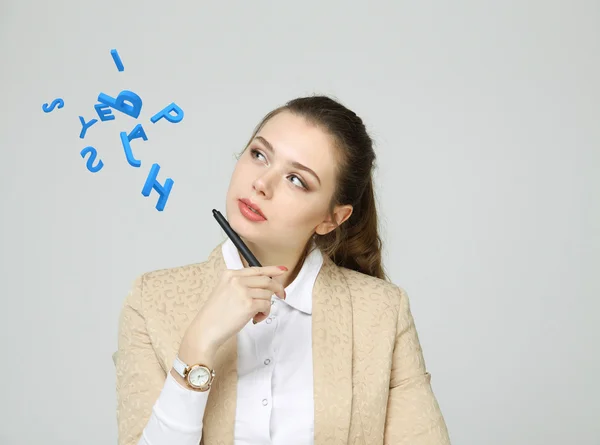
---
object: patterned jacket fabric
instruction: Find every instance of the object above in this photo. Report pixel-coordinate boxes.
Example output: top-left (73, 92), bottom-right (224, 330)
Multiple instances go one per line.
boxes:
top-left (114, 240), bottom-right (451, 445)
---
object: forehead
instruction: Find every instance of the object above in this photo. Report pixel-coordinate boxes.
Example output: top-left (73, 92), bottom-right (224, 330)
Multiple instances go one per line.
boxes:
top-left (256, 111), bottom-right (338, 182)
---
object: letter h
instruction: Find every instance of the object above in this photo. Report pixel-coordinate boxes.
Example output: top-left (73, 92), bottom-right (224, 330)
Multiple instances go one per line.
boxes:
top-left (142, 164), bottom-right (174, 211)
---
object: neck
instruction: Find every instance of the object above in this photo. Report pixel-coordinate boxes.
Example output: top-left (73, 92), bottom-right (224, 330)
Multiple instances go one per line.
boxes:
top-left (238, 238), bottom-right (312, 288)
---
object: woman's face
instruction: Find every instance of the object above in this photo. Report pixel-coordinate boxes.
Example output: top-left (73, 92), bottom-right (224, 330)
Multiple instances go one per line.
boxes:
top-left (225, 110), bottom-right (352, 253)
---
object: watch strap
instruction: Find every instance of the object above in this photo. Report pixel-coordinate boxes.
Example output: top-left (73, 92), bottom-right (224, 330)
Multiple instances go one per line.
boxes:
top-left (173, 355), bottom-right (189, 378)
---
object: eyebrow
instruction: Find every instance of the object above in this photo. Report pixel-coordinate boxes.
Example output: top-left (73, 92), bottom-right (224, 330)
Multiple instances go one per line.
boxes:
top-left (254, 136), bottom-right (321, 186)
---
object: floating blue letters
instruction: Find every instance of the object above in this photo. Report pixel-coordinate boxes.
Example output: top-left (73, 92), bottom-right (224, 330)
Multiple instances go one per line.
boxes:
top-left (97, 90), bottom-right (142, 119)
top-left (94, 103), bottom-right (115, 121)
top-left (42, 98), bottom-right (64, 113)
top-left (80, 146), bottom-right (104, 172)
top-left (110, 49), bottom-right (125, 72)
top-left (120, 131), bottom-right (141, 168)
top-left (79, 116), bottom-right (98, 139)
top-left (150, 102), bottom-right (184, 124)
top-left (141, 163), bottom-right (174, 211)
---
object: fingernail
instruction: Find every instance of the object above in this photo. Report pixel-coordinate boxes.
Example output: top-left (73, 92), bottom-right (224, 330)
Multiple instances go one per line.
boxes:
top-left (278, 266), bottom-right (288, 271)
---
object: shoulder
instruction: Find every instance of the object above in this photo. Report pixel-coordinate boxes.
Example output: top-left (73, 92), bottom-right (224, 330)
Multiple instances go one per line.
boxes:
top-left (336, 265), bottom-right (407, 313)
top-left (140, 260), bottom-right (208, 285)
top-left (135, 240), bottom-right (227, 298)
top-left (333, 265), bottom-right (410, 342)
top-left (129, 256), bottom-right (221, 316)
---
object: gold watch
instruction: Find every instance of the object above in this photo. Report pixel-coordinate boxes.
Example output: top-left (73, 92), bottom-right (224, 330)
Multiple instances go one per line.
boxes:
top-left (173, 355), bottom-right (216, 392)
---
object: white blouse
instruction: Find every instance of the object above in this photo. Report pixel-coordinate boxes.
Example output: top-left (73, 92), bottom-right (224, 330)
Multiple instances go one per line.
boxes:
top-left (138, 237), bottom-right (324, 445)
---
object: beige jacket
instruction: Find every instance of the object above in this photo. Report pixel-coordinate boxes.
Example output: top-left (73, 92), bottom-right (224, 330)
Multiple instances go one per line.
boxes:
top-left (114, 240), bottom-right (451, 445)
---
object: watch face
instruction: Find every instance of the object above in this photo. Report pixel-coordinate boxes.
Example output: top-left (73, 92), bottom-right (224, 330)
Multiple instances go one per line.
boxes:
top-left (188, 366), bottom-right (210, 387)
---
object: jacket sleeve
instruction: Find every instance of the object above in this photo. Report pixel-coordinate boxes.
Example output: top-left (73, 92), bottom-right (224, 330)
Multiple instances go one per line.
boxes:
top-left (383, 286), bottom-right (451, 444)
top-left (114, 274), bottom-right (210, 445)
top-left (114, 274), bottom-right (168, 445)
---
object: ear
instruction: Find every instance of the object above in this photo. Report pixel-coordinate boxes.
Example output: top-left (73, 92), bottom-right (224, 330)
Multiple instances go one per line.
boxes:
top-left (315, 204), bottom-right (353, 236)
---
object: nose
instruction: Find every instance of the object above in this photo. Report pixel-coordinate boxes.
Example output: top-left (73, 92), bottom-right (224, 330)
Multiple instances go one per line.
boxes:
top-left (252, 171), bottom-right (276, 198)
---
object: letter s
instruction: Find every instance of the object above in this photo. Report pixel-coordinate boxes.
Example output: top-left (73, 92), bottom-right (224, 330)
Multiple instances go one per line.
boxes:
top-left (80, 146), bottom-right (104, 173)
top-left (42, 98), bottom-right (65, 113)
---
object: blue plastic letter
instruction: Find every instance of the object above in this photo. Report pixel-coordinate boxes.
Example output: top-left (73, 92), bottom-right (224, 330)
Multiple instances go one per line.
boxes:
top-left (127, 123), bottom-right (148, 141)
top-left (141, 163), bottom-right (174, 211)
top-left (79, 116), bottom-right (98, 139)
top-left (110, 49), bottom-right (125, 72)
top-left (150, 102), bottom-right (184, 124)
top-left (120, 132), bottom-right (141, 168)
top-left (42, 98), bottom-right (64, 113)
top-left (80, 146), bottom-right (104, 173)
top-left (95, 103), bottom-right (115, 121)
top-left (97, 90), bottom-right (142, 119)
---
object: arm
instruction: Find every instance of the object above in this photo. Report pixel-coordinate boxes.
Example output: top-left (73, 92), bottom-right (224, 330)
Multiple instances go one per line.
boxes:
top-left (383, 286), bottom-right (451, 445)
top-left (115, 274), bottom-right (211, 445)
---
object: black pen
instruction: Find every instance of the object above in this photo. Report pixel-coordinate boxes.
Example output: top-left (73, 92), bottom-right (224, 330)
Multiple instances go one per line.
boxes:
top-left (213, 209), bottom-right (274, 324)
top-left (212, 209), bottom-right (262, 267)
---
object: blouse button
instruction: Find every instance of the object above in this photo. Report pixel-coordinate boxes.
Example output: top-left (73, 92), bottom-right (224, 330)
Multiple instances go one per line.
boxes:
top-left (264, 358), bottom-right (271, 365)
top-left (266, 318), bottom-right (272, 324)
top-left (262, 399), bottom-right (268, 406)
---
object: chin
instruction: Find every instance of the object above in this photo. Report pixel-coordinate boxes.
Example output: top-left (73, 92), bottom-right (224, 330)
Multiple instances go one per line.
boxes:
top-left (228, 205), bottom-right (255, 235)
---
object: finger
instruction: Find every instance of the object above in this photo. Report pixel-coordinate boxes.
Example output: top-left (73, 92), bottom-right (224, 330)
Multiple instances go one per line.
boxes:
top-left (247, 288), bottom-right (280, 301)
top-left (234, 265), bottom-right (287, 277)
top-left (239, 275), bottom-right (286, 299)
top-left (252, 300), bottom-right (273, 323)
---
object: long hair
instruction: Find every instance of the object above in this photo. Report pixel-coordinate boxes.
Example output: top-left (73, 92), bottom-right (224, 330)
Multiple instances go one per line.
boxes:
top-left (236, 95), bottom-right (389, 282)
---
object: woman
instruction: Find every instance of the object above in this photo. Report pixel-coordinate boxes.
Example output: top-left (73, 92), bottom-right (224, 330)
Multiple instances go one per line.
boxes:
top-left (114, 95), bottom-right (451, 445)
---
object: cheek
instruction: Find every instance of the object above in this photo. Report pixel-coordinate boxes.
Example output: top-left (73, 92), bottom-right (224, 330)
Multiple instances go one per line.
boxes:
top-left (278, 198), bottom-right (328, 226)
top-left (228, 164), bottom-right (251, 189)
top-left (233, 160), bottom-right (261, 184)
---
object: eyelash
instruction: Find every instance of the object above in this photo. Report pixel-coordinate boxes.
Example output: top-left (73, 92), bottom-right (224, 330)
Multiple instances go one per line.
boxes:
top-left (250, 148), bottom-right (308, 190)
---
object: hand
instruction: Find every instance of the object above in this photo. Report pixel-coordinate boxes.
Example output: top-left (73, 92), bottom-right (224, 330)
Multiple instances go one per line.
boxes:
top-left (179, 265), bottom-right (287, 361)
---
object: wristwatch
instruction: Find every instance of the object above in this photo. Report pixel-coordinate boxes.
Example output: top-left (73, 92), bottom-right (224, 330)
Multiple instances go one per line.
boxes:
top-left (173, 355), bottom-right (216, 392)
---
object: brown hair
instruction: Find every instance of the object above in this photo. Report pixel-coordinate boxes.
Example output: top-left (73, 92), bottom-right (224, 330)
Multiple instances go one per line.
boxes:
top-left (236, 95), bottom-right (389, 282)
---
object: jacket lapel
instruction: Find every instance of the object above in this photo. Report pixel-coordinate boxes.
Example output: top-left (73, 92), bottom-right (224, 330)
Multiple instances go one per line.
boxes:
top-left (311, 253), bottom-right (355, 444)
top-left (199, 241), bottom-right (354, 445)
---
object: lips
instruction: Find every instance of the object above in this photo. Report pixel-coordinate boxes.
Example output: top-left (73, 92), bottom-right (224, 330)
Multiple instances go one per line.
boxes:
top-left (239, 198), bottom-right (266, 219)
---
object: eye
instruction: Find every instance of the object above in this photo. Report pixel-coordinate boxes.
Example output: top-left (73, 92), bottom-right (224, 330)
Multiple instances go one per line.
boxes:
top-left (250, 148), bottom-right (308, 190)
top-left (288, 175), bottom-right (308, 189)
top-left (250, 148), bottom-right (266, 162)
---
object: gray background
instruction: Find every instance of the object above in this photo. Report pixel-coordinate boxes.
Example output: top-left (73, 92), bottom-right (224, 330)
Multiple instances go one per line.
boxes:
top-left (1, 1), bottom-right (598, 444)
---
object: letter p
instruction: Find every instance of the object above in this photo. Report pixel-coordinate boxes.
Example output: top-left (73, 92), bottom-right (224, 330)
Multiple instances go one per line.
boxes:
top-left (150, 102), bottom-right (184, 124)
